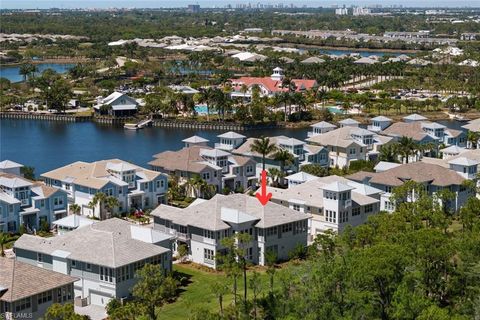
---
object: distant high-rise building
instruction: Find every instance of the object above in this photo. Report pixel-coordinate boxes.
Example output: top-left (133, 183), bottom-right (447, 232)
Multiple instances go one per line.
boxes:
top-left (187, 4), bottom-right (200, 13)
top-left (352, 7), bottom-right (372, 16)
top-left (335, 7), bottom-right (348, 15)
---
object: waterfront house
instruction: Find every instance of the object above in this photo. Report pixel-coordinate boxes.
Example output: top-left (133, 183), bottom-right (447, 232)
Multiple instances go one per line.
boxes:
top-left (41, 159), bottom-right (168, 219)
top-left (215, 131), bottom-right (247, 151)
top-left (149, 146), bottom-right (257, 196)
top-left (232, 136), bottom-right (329, 172)
top-left (265, 175), bottom-right (381, 238)
top-left (306, 127), bottom-right (392, 168)
top-left (347, 162), bottom-right (470, 213)
top-left (307, 121), bottom-right (337, 137)
top-left (229, 67), bottom-right (317, 99)
top-left (0, 160), bottom-right (23, 176)
top-left (14, 218), bottom-right (172, 307)
top-left (152, 193), bottom-right (309, 268)
top-left (0, 173), bottom-right (68, 233)
top-left (0, 257), bottom-right (77, 319)
top-left (182, 135), bottom-right (209, 148)
top-left (338, 118), bottom-right (360, 128)
top-left (93, 92), bottom-right (138, 117)
top-left (381, 120), bottom-right (466, 160)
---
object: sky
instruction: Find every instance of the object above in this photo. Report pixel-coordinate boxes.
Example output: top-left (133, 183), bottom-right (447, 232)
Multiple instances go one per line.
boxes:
top-left (1, 0), bottom-right (480, 9)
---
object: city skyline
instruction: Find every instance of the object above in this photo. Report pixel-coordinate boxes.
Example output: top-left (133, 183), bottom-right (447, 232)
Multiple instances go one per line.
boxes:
top-left (2, 0), bottom-right (480, 9)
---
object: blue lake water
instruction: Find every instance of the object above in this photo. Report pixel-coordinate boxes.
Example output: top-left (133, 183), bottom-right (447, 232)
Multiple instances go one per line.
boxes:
top-left (0, 119), bottom-right (465, 176)
top-left (0, 119), bottom-right (307, 175)
top-left (0, 63), bottom-right (75, 83)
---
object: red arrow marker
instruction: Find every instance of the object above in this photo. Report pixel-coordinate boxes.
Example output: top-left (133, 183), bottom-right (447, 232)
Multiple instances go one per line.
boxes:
top-left (256, 170), bottom-right (272, 206)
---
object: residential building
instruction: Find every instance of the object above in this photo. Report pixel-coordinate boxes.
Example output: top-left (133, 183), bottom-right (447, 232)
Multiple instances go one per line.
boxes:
top-left (0, 257), bottom-right (77, 319)
top-left (348, 162), bottom-right (470, 213)
top-left (0, 160), bottom-right (23, 176)
top-left (285, 171), bottom-right (318, 188)
top-left (306, 126), bottom-right (392, 168)
top-left (152, 194), bottom-right (310, 268)
top-left (0, 173), bottom-right (68, 233)
top-left (381, 119), bottom-right (466, 159)
top-left (14, 218), bottom-right (172, 307)
top-left (440, 145), bottom-right (466, 159)
top-left (266, 175), bottom-right (380, 237)
top-left (368, 116), bottom-right (392, 132)
top-left (233, 136), bottom-right (329, 172)
top-left (41, 159), bottom-right (168, 219)
top-left (338, 118), bottom-right (360, 128)
top-left (149, 146), bottom-right (257, 195)
top-left (461, 33), bottom-right (480, 41)
top-left (52, 214), bottom-right (96, 235)
top-left (215, 131), bottom-right (247, 151)
top-left (229, 67), bottom-right (317, 99)
top-left (93, 92), bottom-right (138, 117)
top-left (308, 121), bottom-right (337, 137)
top-left (182, 135), bottom-right (209, 148)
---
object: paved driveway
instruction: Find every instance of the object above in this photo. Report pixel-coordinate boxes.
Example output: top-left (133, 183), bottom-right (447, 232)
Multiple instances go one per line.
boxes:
top-left (75, 305), bottom-right (107, 320)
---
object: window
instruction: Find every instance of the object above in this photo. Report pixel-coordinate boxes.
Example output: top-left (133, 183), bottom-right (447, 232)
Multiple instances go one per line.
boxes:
top-left (246, 166), bottom-right (254, 174)
top-left (65, 183), bottom-right (71, 190)
top-left (292, 204), bottom-right (301, 211)
top-left (352, 207), bottom-right (361, 216)
top-left (326, 210), bottom-right (337, 223)
top-left (71, 260), bottom-right (77, 268)
top-left (40, 199), bottom-right (45, 207)
top-left (105, 188), bottom-right (114, 196)
top-left (117, 265), bottom-right (130, 283)
top-left (385, 186), bottom-right (392, 193)
top-left (15, 297), bottom-right (31, 312)
top-left (37, 253), bottom-right (43, 263)
top-left (203, 229), bottom-right (215, 239)
top-left (202, 172), bottom-right (210, 180)
top-left (54, 197), bottom-right (64, 206)
top-left (266, 226), bottom-right (277, 237)
top-left (38, 291), bottom-right (52, 305)
top-left (86, 263), bottom-right (91, 271)
top-left (100, 266), bottom-right (113, 282)
top-left (365, 204), bottom-right (374, 213)
top-left (204, 249), bottom-right (215, 264)
top-left (339, 211), bottom-right (349, 223)
top-left (349, 148), bottom-right (356, 155)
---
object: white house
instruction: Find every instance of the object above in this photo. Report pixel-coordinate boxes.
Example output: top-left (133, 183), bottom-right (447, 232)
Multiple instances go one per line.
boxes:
top-left (307, 121), bottom-right (337, 137)
top-left (42, 159), bottom-right (168, 219)
top-left (266, 175), bottom-right (381, 238)
top-left (285, 171), bottom-right (318, 188)
top-left (14, 218), bottom-right (172, 307)
top-left (182, 135), bottom-right (209, 148)
top-left (152, 193), bottom-right (310, 268)
top-left (0, 257), bottom-right (77, 320)
top-left (368, 116), bottom-right (392, 132)
top-left (215, 131), bottom-right (247, 151)
top-left (93, 92), bottom-right (138, 117)
top-left (0, 160), bottom-right (23, 176)
top-left (348, 162), bottom-right (470, 213)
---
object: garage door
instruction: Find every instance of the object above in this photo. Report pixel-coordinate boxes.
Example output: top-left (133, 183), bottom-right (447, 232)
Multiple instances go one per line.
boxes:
top-left (89, 291), bottom-right (112, 307)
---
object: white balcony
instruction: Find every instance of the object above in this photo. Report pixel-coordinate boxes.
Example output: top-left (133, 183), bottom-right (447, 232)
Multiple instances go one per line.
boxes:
top-left (214, 143), bottom-right (234, 151)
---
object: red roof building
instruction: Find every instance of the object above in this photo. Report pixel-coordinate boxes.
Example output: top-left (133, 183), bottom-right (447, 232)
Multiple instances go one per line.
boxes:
top-left (229, 67), bottom-right (317, 98)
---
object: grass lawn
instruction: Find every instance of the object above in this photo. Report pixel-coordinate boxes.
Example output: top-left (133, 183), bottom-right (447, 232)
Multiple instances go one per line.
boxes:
top-left (160, 263), bottom-right (279, 319)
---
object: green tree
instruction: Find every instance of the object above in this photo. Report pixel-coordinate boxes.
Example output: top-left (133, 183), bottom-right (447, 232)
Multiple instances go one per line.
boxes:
top-left (132, 264), bottom-right (179, 320)
top-left (250, 136), bottom-right (277, 171)
top-left (43, 303), bottom-right (89, 320)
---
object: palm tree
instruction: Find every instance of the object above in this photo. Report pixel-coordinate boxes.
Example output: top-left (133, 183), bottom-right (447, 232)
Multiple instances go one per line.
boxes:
top-left (398, 137), bottom-right (417, 164)
top-left (69, 203), bottom-right (81, 215)
top-left (467, 131), bottom-right (479, 149)
top-left (0, 232), bottom-right (8, 257)
top-left (379, 144), bottom-right (399, 163)
top-left (250, 136), bottom-right (277, 171)
top-left (105, 196), bottom-right (120, 218)
top-left (273, 149), bottom-right (295, 173)
top-left (194, 87), bottom-right (216, 121)
top-left (88, 192), bottom-right (107, 219)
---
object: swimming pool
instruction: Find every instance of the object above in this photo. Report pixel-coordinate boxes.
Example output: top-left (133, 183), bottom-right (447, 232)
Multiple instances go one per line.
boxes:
top-left (194, 105), bottom-right (219, 115)
top-left (327, 106), bottom-right (345, 114)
